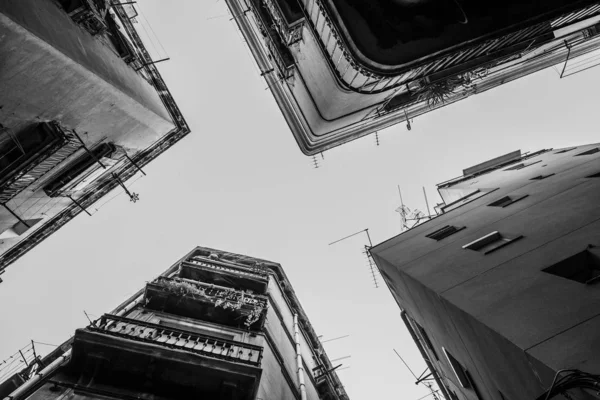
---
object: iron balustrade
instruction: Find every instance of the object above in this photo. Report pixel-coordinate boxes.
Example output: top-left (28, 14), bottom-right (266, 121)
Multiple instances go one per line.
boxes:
top-left (90, 314), bottom-right (263, 366)
top-left (250, 1), bottom-right (296, 79)
top-left (299, 0), bottom-right (600, 93)
top-left (185, 257), bottom-right (270, 280)
top-left (152, 276), bottom-right (269, 309)
top-left (0, 123), bottom-right (83, 204)
top-left (262, 0), bottom-right (304, 45)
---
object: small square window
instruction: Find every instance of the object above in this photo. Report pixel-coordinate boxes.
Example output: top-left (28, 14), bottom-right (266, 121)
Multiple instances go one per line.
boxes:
top-left (415, 322), bottom-right (439, 361)
top-left (487, 195), bottom-right (528, 208)
top-left (503, 161), bottom-right (541, 171)
top-left (586, 172), bottom-right (600, 178)
top-left (554, 148), bottom-right (576, 154)
top-left (443, 348), bottom-right (471, 388)
top-left (575, 147), bottom-right (599, 156)
top-left (463, 231), bottom-right (523, 254)
top-left (426, 225), bottom-right (465, 241)
top-left (530, 174), bottom-right (555, 181)
top-left (542, 247), bottom-right (600, 284)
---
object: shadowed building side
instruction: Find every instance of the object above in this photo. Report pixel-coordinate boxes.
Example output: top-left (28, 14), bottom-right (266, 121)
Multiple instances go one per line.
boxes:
top-left (372, 144), bottom-right (600, 400)
top-left (0, 246), bottom-right (349, 400)
top-left (224, 0), bottom-right (600, 155)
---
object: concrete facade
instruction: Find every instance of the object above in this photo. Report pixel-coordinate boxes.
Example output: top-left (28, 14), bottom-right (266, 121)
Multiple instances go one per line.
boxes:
top-left (372, 144), bottom-right (600, 400)
top-left (0, 0), bottom-right (190, 281)
top-left (224, 0), bottom-right (600, 155)
top-left (0, 246), bottom-right (349, 400)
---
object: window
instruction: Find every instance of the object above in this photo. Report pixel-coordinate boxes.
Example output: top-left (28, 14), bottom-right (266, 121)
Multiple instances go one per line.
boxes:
top-left (0, 218), bottom-right (43, 240)
top-left (554, 148), bottom-right (576, 154)
top-left (542, 247), bottom-right (600, 284)
top-left (503, 160), bottom-right (541, 171)
top-left (426, 225), bottom-right (465, 241)
top-left (44, 143), bottom-right (116, 197)
top-left (575, 147), bottom-right (599, 156)
top-left (440, 188), bottom-right (499, 214)
top-left (463, 231), bottom-right (523, 254)
top-left (442, 348), bottom-right (470, 388)
top-left (0, 123), bottom-right (65, 185)
top-left (487, 195), bottom-right (528, 208)
top-left (586, 172), bottom-right (600, 178)
top-left (415, 322), bottom-right (439, 360)
top-left (530, 174), bottom-right (555, 181)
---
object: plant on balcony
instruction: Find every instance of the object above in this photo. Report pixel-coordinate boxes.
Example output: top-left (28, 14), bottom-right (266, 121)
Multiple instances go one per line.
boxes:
top-left (417, 68), bottom-right (488, 108)
top-left (157, 278), bottom-right (266, 329)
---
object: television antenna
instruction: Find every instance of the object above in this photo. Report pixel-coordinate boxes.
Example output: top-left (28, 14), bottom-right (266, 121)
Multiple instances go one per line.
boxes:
top-left (329, 228), bottom-right (380, 288)
top-left (396, 186), bottom-right (435, 232)
top-left (393, 349), bottom-right (442, 400)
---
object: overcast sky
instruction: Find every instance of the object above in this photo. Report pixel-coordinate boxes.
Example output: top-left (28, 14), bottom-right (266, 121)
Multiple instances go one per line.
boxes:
top-left (2, 1), bottom-right (600, 399)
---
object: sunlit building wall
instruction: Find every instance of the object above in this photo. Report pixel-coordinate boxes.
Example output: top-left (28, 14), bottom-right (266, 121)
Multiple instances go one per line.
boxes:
top-left (224, 0), bottom-right (600, 155)
top-left (0, 0), bottom-right (190, 282)
top-left (372, 144), bottom-right (600, 400)
top-left (0, 246), bottom-right (349, 400)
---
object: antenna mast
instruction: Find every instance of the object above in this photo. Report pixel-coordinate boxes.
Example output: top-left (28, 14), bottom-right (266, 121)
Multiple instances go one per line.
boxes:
top-left (329, 228), bottom-right (379, 288)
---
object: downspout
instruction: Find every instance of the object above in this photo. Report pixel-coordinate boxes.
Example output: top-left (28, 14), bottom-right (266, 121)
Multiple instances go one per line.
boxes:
top-left (401, 310), bottom-right (452, 400)
top-left (3, 350), bottom-right (72, 400)
top-left (293, 313), bottom-right (308, 400)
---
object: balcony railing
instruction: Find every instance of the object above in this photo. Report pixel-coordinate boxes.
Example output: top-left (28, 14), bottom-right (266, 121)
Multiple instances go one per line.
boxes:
top-left (300, 0), bottom-right (600, 93)
top-left (146, 277), bottom-right (268, 329)
top-left (91, 314), bottom-right (263, 366)
top-left (182, 257), bottom-right (269, 294)
top-left (62, 0), bottom-right (109, 36)
top-left (185, 257), bottom-right (270, 280)
top-left (262, 0), bottom-right (304, 45)
top-left (252, 1), bottom-right (296, 79)
top-left (0, 123), bottom-right (82, 204)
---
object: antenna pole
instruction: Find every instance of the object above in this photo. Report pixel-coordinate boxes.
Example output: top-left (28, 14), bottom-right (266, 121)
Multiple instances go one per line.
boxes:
top-left (321, 335), bottom-right (350, 344)
top-left (398, 186), bottom-right (407, 232)
top-left (423, 187), bottom-right (432, 218)
top-left (393, 348), bottom-right (418, 380)
top-left (365, 228), bottom-right (373, 248)
top-left (328, 229), bottom-right (368, 246)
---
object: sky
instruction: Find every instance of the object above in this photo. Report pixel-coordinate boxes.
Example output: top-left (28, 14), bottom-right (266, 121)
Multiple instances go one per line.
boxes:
top-left (1, 1), bottom-right (600, 399)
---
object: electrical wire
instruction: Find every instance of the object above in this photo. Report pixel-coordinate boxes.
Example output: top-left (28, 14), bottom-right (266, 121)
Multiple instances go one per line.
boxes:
top-left (537, 369), bottom-right (600, 400)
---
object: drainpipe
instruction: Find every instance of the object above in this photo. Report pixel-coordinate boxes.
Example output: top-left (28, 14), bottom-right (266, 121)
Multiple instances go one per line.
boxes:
top-left (3, 350), bottom-right (72, 400)
top-left (293, 313), bottom-right (307, 400)
top-left (401, 311), bottom-right (451, 400)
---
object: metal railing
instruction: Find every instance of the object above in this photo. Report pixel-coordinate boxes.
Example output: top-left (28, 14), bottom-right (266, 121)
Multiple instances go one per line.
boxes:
top-left (90, 314), bottom-right (263, 366)
top-left (250, 1), bottom-right (296, 79)
top-left (151, 276), bottom-right (269, 309)
top-left (262, 0), bottom-right (304, 45)
top-left (0, 123), bottom-right (83, 204)
top-left (300, 0), bottom-right (600, 93)
top-left (184, 257), bottom-right (270, 281)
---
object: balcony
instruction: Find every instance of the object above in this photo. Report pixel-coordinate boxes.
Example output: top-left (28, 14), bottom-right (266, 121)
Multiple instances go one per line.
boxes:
top-left (182, 257), bottom-right (269, 294)
top-left (314, 367), bottom-right (346, 400)
top-left (251, 0), bottom-right (296, 79)
top-left (262, 0), bottom-right (304, 45)
top-left (145, 277), bottom-right (268, 330)
top-left (70, 314), bottom-right (262, 399)
top-left (0, 122), bottom-right (83, 204)
top-left (43, 142), bottom-right (118, 197)
top-left (59, 0), bottom-right (109, 36)
top-left (299, 0), bottom-right (600, 93)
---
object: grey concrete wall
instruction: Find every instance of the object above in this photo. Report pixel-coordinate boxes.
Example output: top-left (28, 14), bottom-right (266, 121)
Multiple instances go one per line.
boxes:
top-left (0, 0), bottom-right (174, 151)
top-left (0, 0), bottom-right (177, 272)
top-left (373, 143), bottom-right (600, 400)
